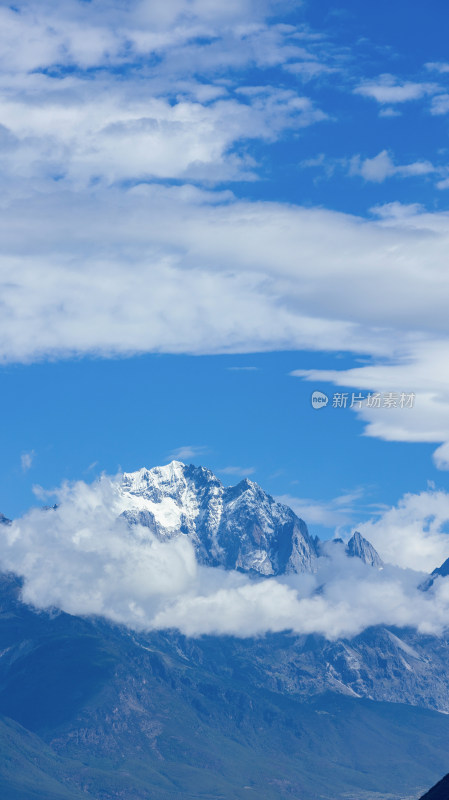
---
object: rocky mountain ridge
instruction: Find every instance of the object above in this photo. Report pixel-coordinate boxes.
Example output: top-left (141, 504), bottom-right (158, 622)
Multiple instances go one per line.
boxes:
top-left (0, 461), bottom-right (386, 577)
top-left (117, 461), bottom-right (384, 576)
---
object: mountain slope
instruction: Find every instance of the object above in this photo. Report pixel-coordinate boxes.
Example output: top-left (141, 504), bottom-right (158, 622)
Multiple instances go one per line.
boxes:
top-left (0, 714), bottom-right (92, 800)
top-left (2, 464), bottom-right (449, 799)
top-left (0, 574), bottom-right (449, 800)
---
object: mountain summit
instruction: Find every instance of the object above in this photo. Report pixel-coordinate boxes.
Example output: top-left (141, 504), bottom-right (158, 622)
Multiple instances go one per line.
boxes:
top-left (0, 462), bottom-right (384, 579)
top-left (346, 531), bottom-right (383, 568)
top-left (119, 461), bottom-right (318, 575)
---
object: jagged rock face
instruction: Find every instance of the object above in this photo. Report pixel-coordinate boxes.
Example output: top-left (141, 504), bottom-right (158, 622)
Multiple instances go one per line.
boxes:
top-left (0, 465), bottom-right (382, 578)
top-left (346, 531), bottom-right (383, 568)
top-left (119, 461), bottom-right (318, 575)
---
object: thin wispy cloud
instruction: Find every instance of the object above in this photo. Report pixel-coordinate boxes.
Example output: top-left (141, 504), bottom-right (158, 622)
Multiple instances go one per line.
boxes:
top-left (20, 451), bottom-right (35, 473)
top-left (170, 445), bottom-right (208, 461)
top-left (426, 62), bottom-right (449, 74)
top-left (354, 74), bottom-right (439, 104)
top-left (430, 93), bottom-right (449, 115)
top-left (227, 366), bottom-right (259, 371)
top-left (277, 488), bottom-right (367, 530)
top-left (219, 466), bottom-right (256, 477)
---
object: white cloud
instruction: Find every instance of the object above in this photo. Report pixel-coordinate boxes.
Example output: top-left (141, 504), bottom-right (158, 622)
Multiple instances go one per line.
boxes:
top-left (0, 1), bottom-right (332, 194)
top-left (3, 188), bottom-right (449, 364)
top-left (349, 150), bottom-right (435, 183)
top-left (219, 466), bottom-right (256, 477)
top-left (0, 79), bottom-right (326, 187)
top-left (426, 62), bottom-right (449, 74)
top-left (2, 192), bottom-right (449, 464)
top-left (3, 474), bottom-right (449, 640)
top-left (433, 442), bottom-right (449, 470)
top-left (170, 445), bottom-right (208, 460)
top-left (284, 60), bottom-right (335, 80)
top-left (357, 489), bottom-right (449, 572)
top-left (292, 335), bottom-right (449, 464)
top-left (436, 176), bottom-right (449, 190)
top-left (0, 1), bottom-right (292, 74)
top-left (378, 107), bottom-right (402, 118)
top-left (0, 0), bottom-right (328, 90)
top-left (0, 1), bottom-right (449, 471)
top-left (226, 366), bottom-right (259, 371)
top-left (355, 74), bottom-right (439, 104)
top-left (277, 489), bottom-right (366, 529)
top-left (430, 93), bottom-right (449, 115)
top-left (155, 559), bottom-right (449, 639)
top-left (20, 450), bottom-right (35, 473)
top-left (283, 199), bottom-right (449, 459)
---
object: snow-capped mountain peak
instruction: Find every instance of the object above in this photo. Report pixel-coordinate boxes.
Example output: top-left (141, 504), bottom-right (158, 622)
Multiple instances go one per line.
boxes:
top-left (122, 460), bottom-right (190, 497)
top-left (119, 462), bottom-right (318, 575)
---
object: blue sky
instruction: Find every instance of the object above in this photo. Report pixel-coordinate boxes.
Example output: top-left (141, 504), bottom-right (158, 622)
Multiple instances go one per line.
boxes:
top-left (1, 0), bottom-right (449, 542)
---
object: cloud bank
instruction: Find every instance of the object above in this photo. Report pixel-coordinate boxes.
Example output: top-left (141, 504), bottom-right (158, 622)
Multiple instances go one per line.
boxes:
top-left (2, 186), bottom-right (449, 462)
top-left (2, 475), bottom-right (449, 640)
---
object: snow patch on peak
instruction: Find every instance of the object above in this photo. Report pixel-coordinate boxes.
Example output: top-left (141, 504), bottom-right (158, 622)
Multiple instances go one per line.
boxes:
top-left (123, 461), bottom-right (187, 491)
top-left (120, 462), bottom-right (196, 533)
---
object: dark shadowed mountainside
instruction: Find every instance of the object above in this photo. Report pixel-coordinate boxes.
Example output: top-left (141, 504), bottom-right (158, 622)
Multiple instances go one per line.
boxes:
top-left (419, 772), bottom-right (449, 799)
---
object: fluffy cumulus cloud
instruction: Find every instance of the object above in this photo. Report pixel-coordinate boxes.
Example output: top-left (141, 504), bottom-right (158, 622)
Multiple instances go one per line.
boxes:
top-left (0, 0), bottom-right (292, 73)
top-left (0, 79), bottom-right (325, 187)
top-left (2, 476), bottom-right (199, 624)
top-left (357, 489), bottom-right (449, 572)
top-left (2, 475), bottom-right (449, 639)
top-left (0, 1), bottom-right (328, 191)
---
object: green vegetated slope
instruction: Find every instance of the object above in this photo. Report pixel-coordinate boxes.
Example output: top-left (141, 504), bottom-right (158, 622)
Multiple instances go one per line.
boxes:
top-left (0, 714), bottom-right (89, 800)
